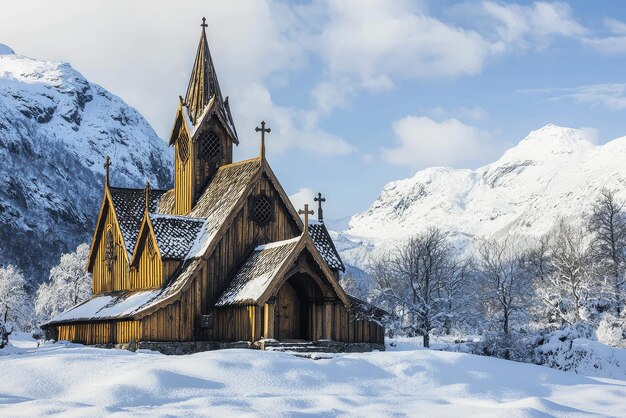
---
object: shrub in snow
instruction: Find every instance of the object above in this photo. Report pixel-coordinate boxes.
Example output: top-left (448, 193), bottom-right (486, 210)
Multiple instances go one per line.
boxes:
top-left (0, 265), bottom-right (32, 332)
top-left (532, 323), bottom-right (626, 379)
top-left (596, 313), bottom-right (626, 348)
top-left (35, 243), bottom-right (91, 323)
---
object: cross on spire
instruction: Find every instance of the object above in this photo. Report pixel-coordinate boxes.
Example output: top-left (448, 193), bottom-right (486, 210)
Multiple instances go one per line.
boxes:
top-left (104, 156), bottom-right (111, 185)
top-left (255, 121), bottom-right (271, 158)
top-left (314, 192), bottom-right (326, 223)
top-left (298, 204), bottom-right (314, 233)
top-left (201, 17), bottom-right (208, 31)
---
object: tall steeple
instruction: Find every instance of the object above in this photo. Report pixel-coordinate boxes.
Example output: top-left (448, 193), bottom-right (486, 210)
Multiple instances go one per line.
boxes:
top-left (171, 17), bottom-right (239, 215)
top-left (184, 17), bottom-right (225, 125)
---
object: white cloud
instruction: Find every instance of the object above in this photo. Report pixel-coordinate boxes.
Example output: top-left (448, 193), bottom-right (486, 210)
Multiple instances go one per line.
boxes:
top-left (581, 18), bottom-right (626, 55)
top-left (289, 187), bottom-right (316, 213)
top-left (383, 116), bottom-right (493, 168)
top-left (559, 84), bottom-right (626, 110)
top-left (481, 1), bottom-right (587, 52)
top-left (311, 0), bottom-right (492, 111)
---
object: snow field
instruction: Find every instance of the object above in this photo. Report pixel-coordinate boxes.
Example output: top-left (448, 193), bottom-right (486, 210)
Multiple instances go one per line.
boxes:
top-left (1, 335), bottom-right (625, 417)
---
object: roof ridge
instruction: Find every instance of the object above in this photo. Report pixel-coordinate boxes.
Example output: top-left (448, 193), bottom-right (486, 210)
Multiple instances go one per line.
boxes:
top-left (149, 213), bottom-right (205, 222)
top-left (109, 186), bottom-right (168, 193)
top-left (254, 236), bottom-right (301, 251)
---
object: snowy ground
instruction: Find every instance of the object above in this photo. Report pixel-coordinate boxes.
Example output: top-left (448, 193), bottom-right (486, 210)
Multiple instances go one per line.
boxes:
top-left (1, 334), bottom-right (625, 417)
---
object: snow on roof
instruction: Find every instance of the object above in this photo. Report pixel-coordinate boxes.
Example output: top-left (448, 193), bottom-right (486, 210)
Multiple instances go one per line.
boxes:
top-left (109, 187), bottom-right (167, 257)
top-left (308, 222), bottom-right (345, 272)
top-left (44, 290), bottom-right (161, 325)
top-left (186, 158), bottom-right (262, 259)
top-left (215, 237), bottom-right (301, 306)
top-left (149, 214), bottom-right (205, 259)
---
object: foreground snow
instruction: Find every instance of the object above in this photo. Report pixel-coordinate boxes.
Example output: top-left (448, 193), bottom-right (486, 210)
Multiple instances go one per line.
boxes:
top-left (1, 336), bottom-right (625, 417)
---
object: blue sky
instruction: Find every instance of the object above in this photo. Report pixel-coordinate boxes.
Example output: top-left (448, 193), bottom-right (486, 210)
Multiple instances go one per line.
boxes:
top-left (3, 1), bottom-right (626, 225)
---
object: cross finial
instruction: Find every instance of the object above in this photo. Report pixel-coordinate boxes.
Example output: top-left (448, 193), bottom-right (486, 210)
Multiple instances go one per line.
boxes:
top-left (314, 192), bottom-right (326, 223)
top-left (145, 180), bottom-right (151, 213)
top-left (201, 17), bottom-right (208, 31)
top-left (298, 204), bottom-right (315, 233)
top-left (255, 121), bottom-right (271, 159)
top-left (104, 156), bottom-right (111, 185)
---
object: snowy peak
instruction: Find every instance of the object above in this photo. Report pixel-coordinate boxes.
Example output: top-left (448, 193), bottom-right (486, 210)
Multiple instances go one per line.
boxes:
top-left (341, 125), bottom-right (626, 268)
top-left (0, 49), bottom-right (172, 282)
top-left (496, 124), bottom-right (595, 163)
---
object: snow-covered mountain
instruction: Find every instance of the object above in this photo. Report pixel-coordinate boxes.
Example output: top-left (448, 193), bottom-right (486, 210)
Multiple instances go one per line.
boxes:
top-left (339, 124), bottom-right (626, 268)
top-left (0, 44), bottom-right (172, 283)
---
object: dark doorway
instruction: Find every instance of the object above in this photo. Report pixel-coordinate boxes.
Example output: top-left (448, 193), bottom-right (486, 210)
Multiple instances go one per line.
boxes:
top-left (275, 281), bottom-right (301, 340)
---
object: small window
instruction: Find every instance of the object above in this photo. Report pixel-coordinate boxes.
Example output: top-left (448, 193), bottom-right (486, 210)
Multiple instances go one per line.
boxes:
top-left (178, 130), bottom-right (190, 164)
top-left (251, 194), bottom-right (274, 227)
top-left (147, 237), bottom-right (156, 259)
top-left (105, 226), bottom-right (117, 270)
top-left (200, 130), bottom-right (220, 162)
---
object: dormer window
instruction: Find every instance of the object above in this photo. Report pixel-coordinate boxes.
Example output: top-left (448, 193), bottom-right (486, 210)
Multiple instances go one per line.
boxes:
top-left (200, 130), bottom-right (220, 162)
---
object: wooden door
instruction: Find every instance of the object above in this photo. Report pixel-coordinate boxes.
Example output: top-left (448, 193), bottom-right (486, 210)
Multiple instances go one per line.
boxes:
top-left (276, 282), bottom-right (300, 340)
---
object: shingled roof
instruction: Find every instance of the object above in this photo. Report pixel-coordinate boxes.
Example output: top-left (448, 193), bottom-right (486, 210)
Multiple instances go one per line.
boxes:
top-left (308, 220), bottom-right (345, 272)
top-left (185, 157), bottom-right (262, 258)
top-left (109, 187), bottom-right (167, 256)
top-left (149, 214), bottom-right (205, 260)
top-left (215, 237), bottom-right (301, 306)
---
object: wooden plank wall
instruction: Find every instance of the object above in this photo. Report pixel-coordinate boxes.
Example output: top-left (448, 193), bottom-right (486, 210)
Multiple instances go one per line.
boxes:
top-left (129, 234), bottom-right (162, 290)
top-left (57, 320), bottom-right (141, 345)
top-left (91, 203), bottom-right (130, 294)
top-left (174, 124), bottom-right (194, 215)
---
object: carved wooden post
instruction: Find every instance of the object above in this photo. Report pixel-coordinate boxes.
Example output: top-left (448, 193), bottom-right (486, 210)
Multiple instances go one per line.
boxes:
top-left (264, 298), bottom-right (275, 339)
top-left (324, 300), bottom-right (333, 340)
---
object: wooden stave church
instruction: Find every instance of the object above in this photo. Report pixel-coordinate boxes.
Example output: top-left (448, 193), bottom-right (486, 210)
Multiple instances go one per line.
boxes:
top-left (43, 20), bottom-right (385, 347)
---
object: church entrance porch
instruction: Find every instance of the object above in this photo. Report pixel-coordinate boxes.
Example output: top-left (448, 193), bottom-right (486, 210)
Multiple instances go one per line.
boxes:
top-left (264, 272), bottom-right (331, 342)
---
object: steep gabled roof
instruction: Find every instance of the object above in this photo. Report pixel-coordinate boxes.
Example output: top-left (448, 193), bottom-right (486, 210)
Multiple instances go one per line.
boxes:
top-left (308, 220), bottom-right (345, 272)
top-left (184, 157), bottom-right (263, 258)
top-left (215, 234), bottom-right (351, 307)
top-left (215, 237), bottom-right (300, 306)
top-left (108, 187), bottom-right (167, 257)
top-left (149, 214), bottom-right (205, 260)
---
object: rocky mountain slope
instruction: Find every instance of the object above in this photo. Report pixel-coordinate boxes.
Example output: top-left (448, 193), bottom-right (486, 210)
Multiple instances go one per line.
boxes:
top-left (338, 124), bottom-right (626, 268)
top-left (0, 44), bottom-right (172, 283)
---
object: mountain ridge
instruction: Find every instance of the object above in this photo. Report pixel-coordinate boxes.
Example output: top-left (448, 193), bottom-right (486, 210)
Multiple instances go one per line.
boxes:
top-left (338, 124), bottom-right (626, 269)
top-left (0, 45), bottom-right (172, 282)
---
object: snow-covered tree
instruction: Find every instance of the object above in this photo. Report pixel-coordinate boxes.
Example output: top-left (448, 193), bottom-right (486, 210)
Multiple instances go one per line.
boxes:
top-left (370, 228), bottom-right (467, 347)
top-left (534, 221), bottom-right (600, 325)
top-left (0, 265), bottom-right (32, 332)
top-left (476, 237), bottom-right (532, 335)
top-left (587, 188), bottom-right (626, 315)
top-left (35, 243), bottom-right (91, 323)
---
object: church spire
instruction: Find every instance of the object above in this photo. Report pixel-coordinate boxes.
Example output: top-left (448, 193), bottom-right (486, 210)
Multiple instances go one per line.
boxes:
top-left (184, 17), bottom-right (225, 125)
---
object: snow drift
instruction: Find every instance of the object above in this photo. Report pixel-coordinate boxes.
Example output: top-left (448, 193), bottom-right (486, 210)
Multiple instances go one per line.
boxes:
top-left (1, 335), bottom-right (625, 417)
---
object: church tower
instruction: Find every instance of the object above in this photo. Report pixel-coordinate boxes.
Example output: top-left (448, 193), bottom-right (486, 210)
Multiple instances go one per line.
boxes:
top-left (169, 18), bottom-right (239, 215)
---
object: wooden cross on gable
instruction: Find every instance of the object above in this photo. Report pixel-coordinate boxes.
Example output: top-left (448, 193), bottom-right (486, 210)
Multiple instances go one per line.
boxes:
top-left (104, 156), bottom-right (111, 184)
top-left (314, 192), bottom-right (326, 223)
top-left (298, 204), bottom-right (314, 233)
top-left (255, 121), bottom-right (271, 158)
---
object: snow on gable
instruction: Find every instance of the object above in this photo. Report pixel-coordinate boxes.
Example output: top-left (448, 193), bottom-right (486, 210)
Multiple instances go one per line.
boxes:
top-left (215, 238), bottom-right (301, 306)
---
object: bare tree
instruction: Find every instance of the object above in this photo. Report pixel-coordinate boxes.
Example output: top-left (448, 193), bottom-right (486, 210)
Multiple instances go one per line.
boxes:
top-left (476, 237), bottom-right (532, 335)
top-left (588, 188), bottom-right (626, 315)
top-left (370, 228), bottom-right (465, 347)
top-left (534, 220), bottom-right (599, 324)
